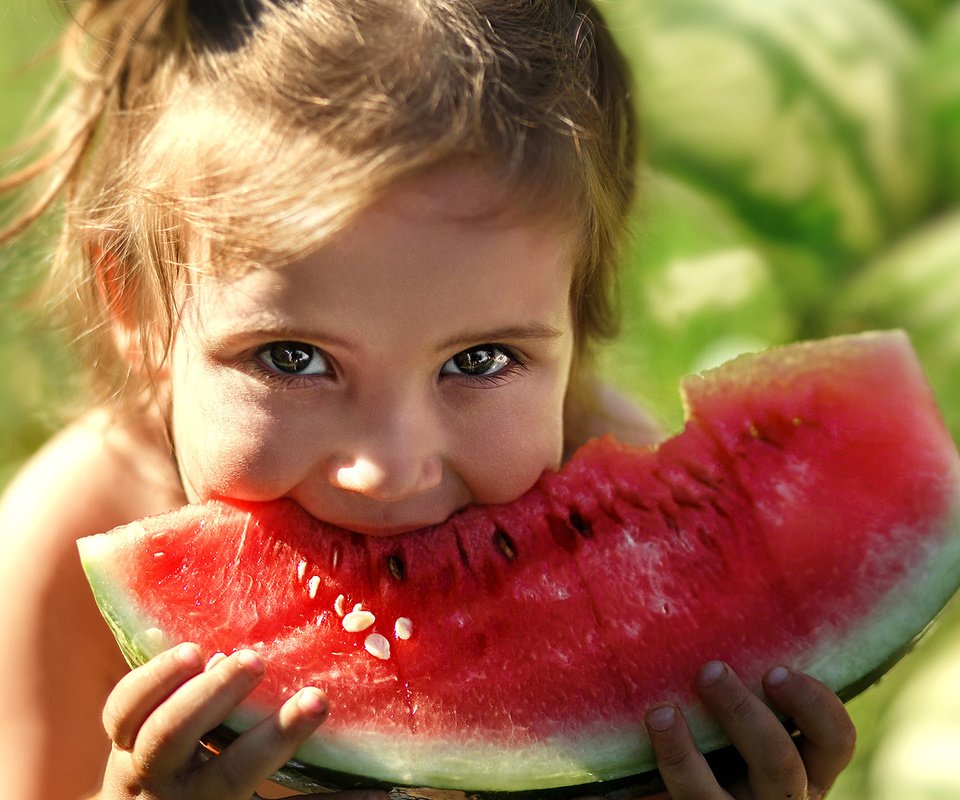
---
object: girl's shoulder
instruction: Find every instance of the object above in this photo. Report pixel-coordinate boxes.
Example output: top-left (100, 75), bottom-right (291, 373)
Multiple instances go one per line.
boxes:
top-left (0, 406), bottom-right (185, 551)
top-left (0, 408), bottom-right (184, 798)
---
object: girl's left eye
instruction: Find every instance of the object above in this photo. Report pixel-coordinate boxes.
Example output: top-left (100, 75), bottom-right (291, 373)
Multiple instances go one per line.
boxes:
top-left (256, 341), bottom-right (330, 376)
top-left (440, 345), bottom-right (517, 379)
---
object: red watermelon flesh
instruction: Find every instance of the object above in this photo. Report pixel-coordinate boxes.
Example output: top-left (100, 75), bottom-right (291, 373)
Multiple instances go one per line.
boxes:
top-left (78, 331), bottom-right (960, 797)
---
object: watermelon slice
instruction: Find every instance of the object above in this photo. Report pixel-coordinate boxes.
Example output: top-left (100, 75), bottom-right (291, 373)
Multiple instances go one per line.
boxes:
top-left (78, 331), bottom-right (960, 798)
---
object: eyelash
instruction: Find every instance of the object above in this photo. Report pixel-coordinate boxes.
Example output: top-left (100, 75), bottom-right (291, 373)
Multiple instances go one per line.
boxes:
top-left (248, 343), bottom-right (335, 388)
top-left (444, 346), bottom-right (528, 387)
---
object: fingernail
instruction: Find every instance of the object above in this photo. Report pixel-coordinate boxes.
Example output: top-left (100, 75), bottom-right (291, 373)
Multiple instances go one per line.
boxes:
top-left (237, 649), bottom-right (265, 676)
top-left (646, 705), bottom-right (677, 732)
top-left (765, 666), bottom-right (791, 687)
top-left (699, 660), bottom-right (726, 687)
top-left (297, 687), bottom-right (328, 717)
top-left (205, 651), bottom-right (227, 671)
top-left (176, 643), bottom-right (203, 669)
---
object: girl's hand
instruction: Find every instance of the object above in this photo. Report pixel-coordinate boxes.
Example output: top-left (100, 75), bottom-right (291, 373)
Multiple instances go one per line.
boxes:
top-left (98, 643), bottom-right (361, 800)
top-left (643, 662), bottom-right (857, 800)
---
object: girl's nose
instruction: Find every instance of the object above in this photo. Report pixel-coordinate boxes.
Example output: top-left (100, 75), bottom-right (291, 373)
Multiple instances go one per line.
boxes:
top-left (327, 453), bottom-right (443, 502)
top-left (325, 386), bottom-right (445, 501)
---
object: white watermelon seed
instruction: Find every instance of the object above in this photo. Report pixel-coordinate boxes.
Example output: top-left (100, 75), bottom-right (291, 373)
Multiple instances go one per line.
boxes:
top-left (343, 609), bottom-right (376, 632)
top-left (394, 617), bottom-right (413, 640)
top-left (308, 575), bottom-right (321, 599)
top-left (364, 632), bottom-right (391, 660)
top-left (334, 594), bottom-right (347, 617)
top-left (143, 627), bottom-right (165, 650)
top-left (297, 559), bottom-right (307, 581)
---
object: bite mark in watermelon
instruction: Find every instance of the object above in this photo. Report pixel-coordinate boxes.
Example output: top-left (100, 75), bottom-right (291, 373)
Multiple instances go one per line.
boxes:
top-left (78, 331), bottom-right (960, 798)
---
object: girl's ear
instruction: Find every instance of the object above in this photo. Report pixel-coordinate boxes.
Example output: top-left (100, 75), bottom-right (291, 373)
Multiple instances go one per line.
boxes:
top-left (89, 243), bottom-right (148, 371)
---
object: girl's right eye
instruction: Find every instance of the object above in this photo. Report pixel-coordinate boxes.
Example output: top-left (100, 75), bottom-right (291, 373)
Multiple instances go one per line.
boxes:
top-left (256, 341), bottom-right (331, 377)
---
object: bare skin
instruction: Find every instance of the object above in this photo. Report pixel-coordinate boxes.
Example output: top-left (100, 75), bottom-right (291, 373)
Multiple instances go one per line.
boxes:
top-left (0, 409), bottom-right (187, 800)
top-left (0, 168), bottom-right (854, 800)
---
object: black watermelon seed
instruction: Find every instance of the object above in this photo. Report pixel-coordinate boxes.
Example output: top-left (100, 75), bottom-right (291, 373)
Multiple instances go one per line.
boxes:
top-left (569, 512), bottom-right (593, 537)
top-left (494, 529), bottom-right (517, 561)
top-left (386, 554), bottom-right (405, 582)
top-left (455, 534), bottom-right (471, 569)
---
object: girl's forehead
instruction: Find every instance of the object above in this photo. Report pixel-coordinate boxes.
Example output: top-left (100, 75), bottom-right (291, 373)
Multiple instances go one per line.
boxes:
top-left (179, 168), bottom-right (577, 331)
top-left (372, 164), bottom-right (520, 223)
top-left (180, 155), bottom-right (579, 273)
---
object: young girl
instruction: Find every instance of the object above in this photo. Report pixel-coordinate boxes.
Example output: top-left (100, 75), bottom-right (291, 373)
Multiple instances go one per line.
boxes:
top-left (0, 1), bottom-right (856, 799)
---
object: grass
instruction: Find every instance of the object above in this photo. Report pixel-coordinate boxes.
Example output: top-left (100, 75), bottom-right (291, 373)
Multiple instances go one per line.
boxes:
top-left (1, 2), bottom-right (959, 797)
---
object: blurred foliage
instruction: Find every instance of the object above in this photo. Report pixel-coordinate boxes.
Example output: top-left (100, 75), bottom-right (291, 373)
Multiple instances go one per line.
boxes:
top-left (881, 0), bottom-right (957, 29)
top-left (921, 2), bottom-right (960, 203)
top-left (0, 1), bottom-right (74, 487)
top-left (2, 0), bottom-right (960, 797)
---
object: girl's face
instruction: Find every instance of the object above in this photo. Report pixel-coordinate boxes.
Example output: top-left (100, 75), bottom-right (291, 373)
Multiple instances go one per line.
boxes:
top-left (168, 168), bottom-right (577, 535)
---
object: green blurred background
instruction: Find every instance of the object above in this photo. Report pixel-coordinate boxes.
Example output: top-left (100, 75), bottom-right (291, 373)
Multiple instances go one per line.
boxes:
top-left (2, 0), bottom-right (960, 796)
top-left (0, 1), bottom-right (70, 489)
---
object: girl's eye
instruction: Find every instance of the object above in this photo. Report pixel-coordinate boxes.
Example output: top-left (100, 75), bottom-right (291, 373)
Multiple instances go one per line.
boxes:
top-left (441, 345), bottom-right (515, 378)
top-left (257, 341), bottom-right (330, 376)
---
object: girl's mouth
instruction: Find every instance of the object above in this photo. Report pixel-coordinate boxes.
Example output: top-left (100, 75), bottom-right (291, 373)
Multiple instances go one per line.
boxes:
top-left (298, 503), bottom-right (455, 538)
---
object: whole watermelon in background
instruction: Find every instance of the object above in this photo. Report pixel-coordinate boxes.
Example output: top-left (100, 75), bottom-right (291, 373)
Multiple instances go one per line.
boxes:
top-left (80, 333), bottom-right (960, 798)
top-left (605, 0), bottom-right (934, 276)
top-left (601, 172), bottom-right (795, 430)
top-left (919, 2), bottom-right (960, 204)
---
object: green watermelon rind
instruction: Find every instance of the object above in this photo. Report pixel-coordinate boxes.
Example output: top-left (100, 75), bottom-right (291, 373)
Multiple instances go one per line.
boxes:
top-left (79, 477), bottom-right (960, 796)
top-left (79, 524), bottom-right (174, 665)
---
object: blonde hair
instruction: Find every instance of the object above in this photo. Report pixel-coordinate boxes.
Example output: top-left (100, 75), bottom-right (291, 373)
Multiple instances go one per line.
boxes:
top-left (1, 0), bottom-right (637, 423)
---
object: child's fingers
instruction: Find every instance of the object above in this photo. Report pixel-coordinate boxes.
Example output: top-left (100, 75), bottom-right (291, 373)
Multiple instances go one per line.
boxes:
top-left (695, 661), bottom-right (808, 800)
top-left (102, 643), bottom-right (204, 750)
top-left (643, 704), bottom-right (726, 799)
top-left (761, 667), bottom-right (856, 794)
top-left (198, 686), bottom-right (330, 799)
top-left (133, 649), bottom-right (266, 776)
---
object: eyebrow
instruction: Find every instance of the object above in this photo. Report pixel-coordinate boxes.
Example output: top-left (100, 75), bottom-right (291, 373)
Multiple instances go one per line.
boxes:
top-left (438, 323), bottom-right (566, 351)
top-left (204, 320), bottom-right (361, 353)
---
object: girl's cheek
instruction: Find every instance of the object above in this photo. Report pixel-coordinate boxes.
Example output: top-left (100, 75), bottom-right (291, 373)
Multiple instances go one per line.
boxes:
top-left (177, 434), bottom-right (296, 502)
top-left (460, 399), bottom-right (564, 504)
top-left (173, 395), bottom-right (304, 501)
